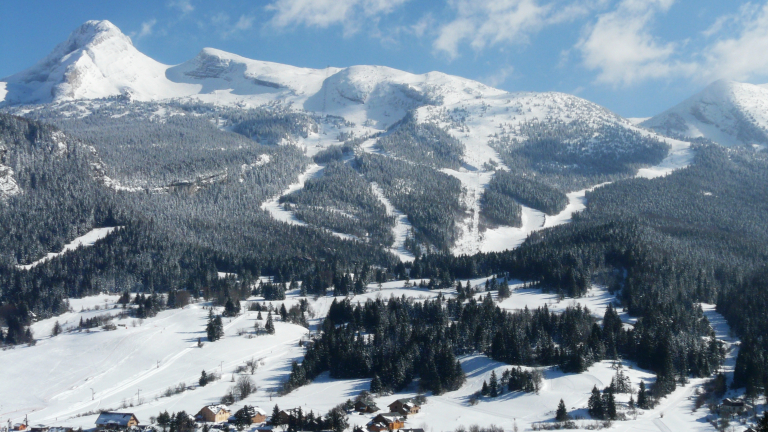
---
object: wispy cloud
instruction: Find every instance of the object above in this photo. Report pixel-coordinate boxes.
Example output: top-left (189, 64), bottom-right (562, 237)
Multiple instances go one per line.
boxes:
top-left (132, 19), bottom-right (157, 40)
top-left (168, 0), bottom-right (195, 15)
top-left (208, 12), bottom-right (256, 39)
top-left (432, 0), bottom-right (603, 60)
top-left (699, 2), bottom-right (768, 83)
top-left (266, 0), bottom-right (409, 36)
top-left (481, 65), bottom-right (516, 88)
top-left (576, 0), bottom-right (696, 86)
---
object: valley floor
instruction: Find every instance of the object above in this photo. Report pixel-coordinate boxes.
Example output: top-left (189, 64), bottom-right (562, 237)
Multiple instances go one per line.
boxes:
top-left (1, 279), bottom-right (753, 432)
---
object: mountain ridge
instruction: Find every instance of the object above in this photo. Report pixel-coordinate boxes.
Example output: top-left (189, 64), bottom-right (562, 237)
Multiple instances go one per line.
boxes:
top-left (642, 79), bottom-right (768, 147)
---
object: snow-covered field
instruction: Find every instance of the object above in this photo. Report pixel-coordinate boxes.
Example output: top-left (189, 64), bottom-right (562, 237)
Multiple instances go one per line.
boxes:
top-left (1, 279), bottom-right (746, 432)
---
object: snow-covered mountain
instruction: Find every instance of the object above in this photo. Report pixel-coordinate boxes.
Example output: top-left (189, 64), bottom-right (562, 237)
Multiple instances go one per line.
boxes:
top-left (642, 80), bottom-right (768, 147)
top-left (1, 20), bottom-right (693, 256)
top-left (0, 20), bottom-right (198, 104)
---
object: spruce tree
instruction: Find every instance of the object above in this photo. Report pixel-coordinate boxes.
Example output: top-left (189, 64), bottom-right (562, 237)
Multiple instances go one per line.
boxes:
top-left (481, 380), bottom-right (489, 396)
top-left (489, 370), bottom-right (499, 397)
top-left (588, 385), bottom-right (604, 419)
top-left (370, 374), bottom-right (383, 394)
top-left (498, 280), bottom-right (511, 300)
top-left (199, 370), bottom-right (208, 387)
top-left (556, 399), bottom-right (568, 422)
top-left (214, 316), bottom-right (224, 340)
top-left (265, 312), bottom-right (275, 334)
top-left (51, 320), bottom-right (62, 337)
top-left (603, 387), bottom-right (617, 420)
top-left (637, 381), bottom-right (647, 409)
top-left (271, 405), bottom-right (282, 426)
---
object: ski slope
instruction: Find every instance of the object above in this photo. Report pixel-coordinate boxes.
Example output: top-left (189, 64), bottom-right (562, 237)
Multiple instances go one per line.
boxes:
top-left (16, 227), bottom-right (120, 270)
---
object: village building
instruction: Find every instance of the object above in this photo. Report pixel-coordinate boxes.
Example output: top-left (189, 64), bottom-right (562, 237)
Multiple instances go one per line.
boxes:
top-left (354, 400), bottom-right (380, 414)
top-left (195, 405), bottom-right (232, 423)
top-left (275, 408), bottom-right (303, 425)
top-left (227, 406), bottom-right (267, 425)
top-left (94, 413), bottom-right (139, 430)
top-left (387, 399), bottom-right (421, 417)
top-left (29, 425), bottom-right (49, 432)
top-left (367, 413), bottom-right (405, 431)
top-left (719, 398), bottom-right (748, 416)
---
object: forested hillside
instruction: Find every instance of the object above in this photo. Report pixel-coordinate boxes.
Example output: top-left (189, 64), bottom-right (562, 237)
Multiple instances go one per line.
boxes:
top-left (401, 144), bottom-right (768, 395)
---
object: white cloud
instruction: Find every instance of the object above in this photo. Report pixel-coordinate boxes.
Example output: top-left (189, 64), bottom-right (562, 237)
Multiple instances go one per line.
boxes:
top-left (576, 0), bottom-right (695, 86)
top-left (481, 65), bottom-right (516, 88)
top-left (433, 0), bottom-right (602, 60)
top-left (133, 19), bottom-right (157, 40)
top-left (266, 0), bottom-right (409, 35)
top-left (208, 13), bottom-right (256, 39)
top-left (434, 0), bottom-right (549, 59)
top-left (168, 0), bottom-right (195, 15)
top-left (700, 2), bottom-right (768, 83)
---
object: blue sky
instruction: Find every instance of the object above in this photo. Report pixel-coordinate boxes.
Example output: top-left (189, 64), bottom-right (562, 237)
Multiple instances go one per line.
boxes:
top-left (2, 0), bottom-right (768, 117)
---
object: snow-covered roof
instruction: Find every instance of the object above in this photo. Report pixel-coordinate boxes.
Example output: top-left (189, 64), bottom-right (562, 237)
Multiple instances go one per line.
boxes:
top-left (204, 405), bottom-right (230, 413)
top-left (95, 412), bottom-right (138, 426)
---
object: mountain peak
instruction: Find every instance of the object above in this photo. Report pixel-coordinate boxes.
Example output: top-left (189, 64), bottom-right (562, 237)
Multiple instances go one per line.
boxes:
top-left (642, 79), bottom-right (768, 146)
top-left (64, 20), bottom-right (131, 51)
top-left (0, 20), bottom-right (197, 105)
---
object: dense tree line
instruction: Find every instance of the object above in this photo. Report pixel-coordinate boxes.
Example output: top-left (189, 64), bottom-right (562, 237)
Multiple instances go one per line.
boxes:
top-left (480, 188), bottom-right (522, 227)
top-left (284, 297), bottom-right (465, 395)
top-left (484, 170), bottom-right (567, 216)
top-left (491, 119), bottom-right (670, 191)
top-left (375, 112), bottom-right (465, 169)
top-left (355, 153), bottom-right (465, 251)
top-left (281, 161), bottom-right (395, 245)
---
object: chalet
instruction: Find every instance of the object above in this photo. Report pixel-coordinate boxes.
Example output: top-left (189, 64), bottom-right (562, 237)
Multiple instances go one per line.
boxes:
top-left (29, 425), bottom-right (49, 432)
top-left (13, 424), bottom-right (27, 431)
top-left (227, 406), bottom-right (267, 425)
top-left (275, 408), bottom-right (302, 424)
top-left (387, 399), bottom-right (420, 416)
top-left (196, 405), bottom-right (232, 423)
top-left (354, 400), bottom-right (380, 413)
top-left (720, 398), bottom-right (748, 416)
top-left (95, 412), bottom-right (139, 430)
top-left (367, 413), bottom-right (405, 432)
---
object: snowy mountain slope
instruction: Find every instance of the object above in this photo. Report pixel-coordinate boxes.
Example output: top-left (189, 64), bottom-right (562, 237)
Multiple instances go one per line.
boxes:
top-left (166, 47), bottom-right (336, 105)
top-left (0, 20), bottom-right (198, 105)
top-left (1, 20), bottom-right (695, 255)
top-left (642, 80), bottom-right (768, 147)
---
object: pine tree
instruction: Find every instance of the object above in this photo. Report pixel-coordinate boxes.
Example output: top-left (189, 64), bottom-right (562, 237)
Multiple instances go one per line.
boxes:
top-left (498, 279), bottom-right (511, 300)
top-left (603, 387), bottom-right (617, 420)
top-left (556, 399), bottom-right (568, 422)
top-left (588, 385), bottom-right (604, 419)
top-left (199, 370), bottom-right (208, 387)
top-left (51, 320), bottom-right (62, 337)
top-left (370, 374), bottom-right (383, 394)
top-left (481, 380), bottom-right (489, 396)
top-left (489, 370), bottom-right (499, 397)
top-left (214, 316), bottom-right (224, 340)
top-left (637, 381), bottom-right (648, 409)
top-left (271, 405), bottom-right (282, 426)
top-left (257, 311), bottom-right (263, 320)
top-left (280, 303), bottom-right (288, 321)
top-left (265, 312), bottom-right (275, 334)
